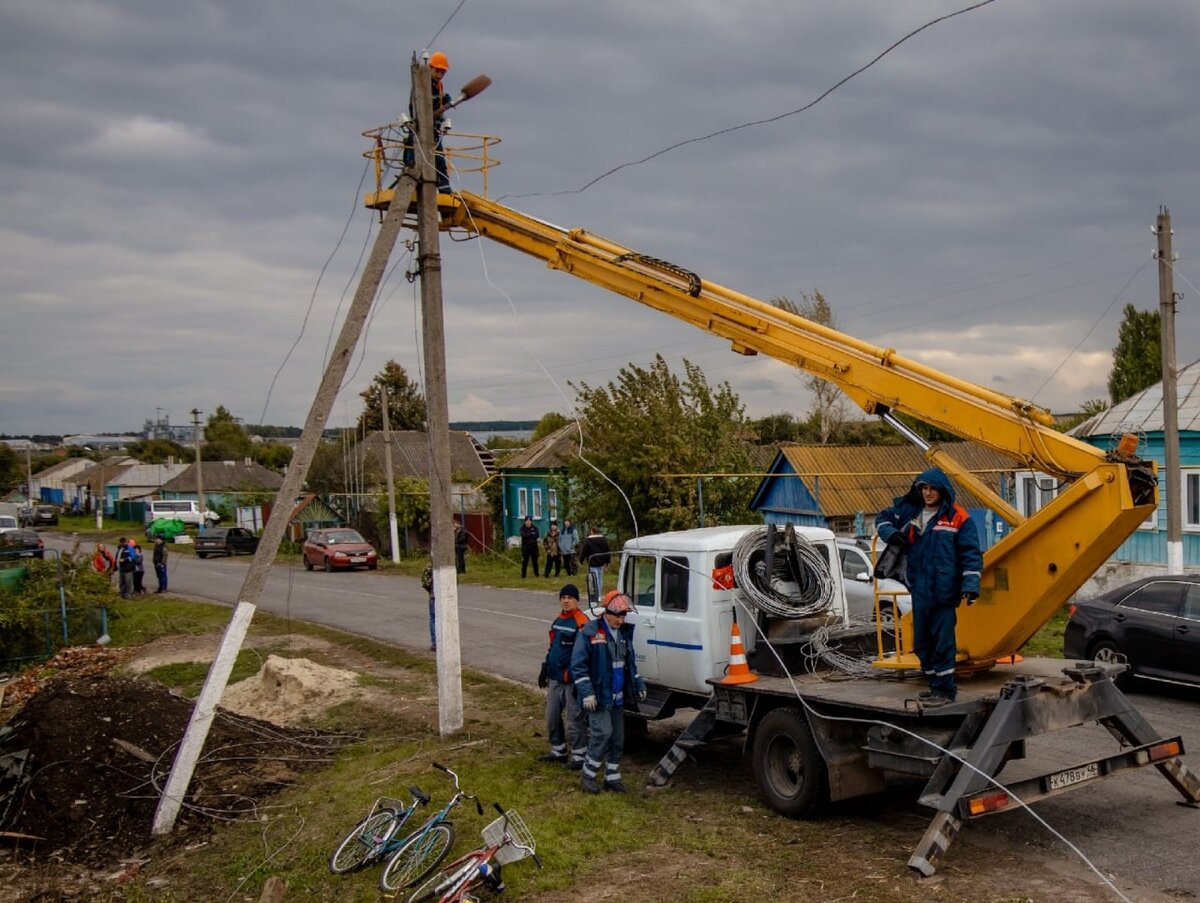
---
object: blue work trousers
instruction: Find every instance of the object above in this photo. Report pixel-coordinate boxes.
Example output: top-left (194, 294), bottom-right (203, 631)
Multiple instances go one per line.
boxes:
top-left (912, 603), bottom-right (958, 698)
top-left (583, 705), bottom-right (625, 786)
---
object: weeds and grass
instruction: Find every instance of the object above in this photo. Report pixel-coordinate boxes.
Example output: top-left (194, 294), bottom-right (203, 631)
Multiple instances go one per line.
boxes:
top-left (1021, 604), bottom-right (1070, 658)
top-left (139, 648), bottom-right (268, 696)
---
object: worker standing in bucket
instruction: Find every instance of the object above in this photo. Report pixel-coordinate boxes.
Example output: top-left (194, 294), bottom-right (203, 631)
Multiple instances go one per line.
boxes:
top-left (570, 591), bottom-right (646, 793)
top-left (875, 467), bottom-right (982, 707)
top-left (401, 50), bottom-right (452, 192)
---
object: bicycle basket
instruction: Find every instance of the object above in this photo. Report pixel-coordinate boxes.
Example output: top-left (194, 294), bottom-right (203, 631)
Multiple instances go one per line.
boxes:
top-left (480, 810), bottom-right (535, 866)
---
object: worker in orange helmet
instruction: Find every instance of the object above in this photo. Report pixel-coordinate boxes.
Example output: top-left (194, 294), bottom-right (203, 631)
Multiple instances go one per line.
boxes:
top-left (401, 50), bottom-right (452, 192)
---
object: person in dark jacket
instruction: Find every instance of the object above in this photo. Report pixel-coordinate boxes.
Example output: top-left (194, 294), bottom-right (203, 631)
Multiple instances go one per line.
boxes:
top-left (421, 559), bottom-right (436, 651)
top-left (542, 520), bottom-right (562, 578)
top-left (519, 516), bottom-right (540, 578)
top-left (400, 50), bottom-right (452, 193)
top-left (116, 536), bottom-right (134, 599)
top-left (537, 583), bottom-right (589, 768)
top-left (578, 526), bottom-right (611, 608)
top-left (152, 537), bottom-right (169, 593)
top-left (570, 591), bottom-right (646, 793)
top-left (131, 542), bottom-right (146, 594)
top-left (875, 467), bottom-right (983, 706)
top-left (453, 517), bottom-right (468, 574)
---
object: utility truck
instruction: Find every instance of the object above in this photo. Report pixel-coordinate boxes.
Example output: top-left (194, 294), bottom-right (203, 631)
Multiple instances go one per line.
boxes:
top-left (360, 124), bottom-right (1200, 875)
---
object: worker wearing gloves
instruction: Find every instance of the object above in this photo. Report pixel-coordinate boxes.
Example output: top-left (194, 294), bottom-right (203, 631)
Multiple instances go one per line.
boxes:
top-left (874, 467), bottom-right (982, 707)
top-left (537, 583), bottom-right (589, 768)
top-left (569, 591), bottom-right (646, 793)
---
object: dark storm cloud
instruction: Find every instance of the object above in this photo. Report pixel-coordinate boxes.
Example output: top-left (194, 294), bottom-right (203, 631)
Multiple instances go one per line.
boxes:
top-left (3, 0), bottom-right (1200, 434)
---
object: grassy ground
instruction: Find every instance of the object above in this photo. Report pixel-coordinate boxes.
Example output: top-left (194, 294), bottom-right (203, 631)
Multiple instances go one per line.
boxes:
top-left (70, 596), bottom-right (1116, 903)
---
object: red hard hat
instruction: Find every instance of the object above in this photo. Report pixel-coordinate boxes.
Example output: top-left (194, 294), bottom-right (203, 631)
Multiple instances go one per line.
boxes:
top-left (603, 591), bottom-right (633, 615)
top-left (429, 51), bottom-right (449, 71)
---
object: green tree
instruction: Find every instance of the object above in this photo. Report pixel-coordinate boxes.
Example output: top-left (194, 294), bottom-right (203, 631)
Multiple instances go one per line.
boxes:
top-left (0, 444), bottom-right (20, 494)
top-left (772, 291), bottom-right (847, 444)
top-left (357, 361), bottom-right (426, 433)
top-left (531, 412), bottom-right (570, 443)
top-left (1108, 304), bottom-right (1161, 404)
top-left (202, 406), bottom-right (253, 461)
top-left (127, 438), bottom-right (186, 463)
top-left (252, 442), bottom-right (294, 472)
top-left (568, 355), bottom-right (756, 535)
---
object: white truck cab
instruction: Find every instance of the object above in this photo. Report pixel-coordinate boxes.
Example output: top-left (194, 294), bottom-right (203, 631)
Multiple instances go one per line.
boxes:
top-left (618, 525), bottom-right (851, 703)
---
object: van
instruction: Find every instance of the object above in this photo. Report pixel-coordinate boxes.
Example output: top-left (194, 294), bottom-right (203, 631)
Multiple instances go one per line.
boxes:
top-left (143, 499), bottom-right (219, 527)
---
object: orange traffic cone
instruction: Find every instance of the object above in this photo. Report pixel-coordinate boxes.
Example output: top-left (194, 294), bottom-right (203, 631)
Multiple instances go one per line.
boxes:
top-left (720, 623), bottom-right (759, 685)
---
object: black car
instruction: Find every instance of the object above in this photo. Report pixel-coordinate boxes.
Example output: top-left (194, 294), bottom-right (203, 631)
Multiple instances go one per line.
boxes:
top-left (20, 505), bottom-right (58, 527)
top-left (195, 527), bottom-right (260, 558)
top-left (0, 528), bottom-right (45, 559)
top-left (1063, 575), bottom-right (1200, 688)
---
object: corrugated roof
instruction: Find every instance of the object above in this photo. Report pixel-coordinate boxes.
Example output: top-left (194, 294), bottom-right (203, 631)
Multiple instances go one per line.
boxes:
top-left (1071, 358), bottom-right (1200, 436)
top-left (501, 424), bottom-right (580, 470)
top-left (109, 463), bottom-right (191, 486)
top-left (360, 431), bottom-right (490, 482)
top-left (773, 443), bottom-right (1018, 516)
top-left (161, 461), bottom-right (284, 492)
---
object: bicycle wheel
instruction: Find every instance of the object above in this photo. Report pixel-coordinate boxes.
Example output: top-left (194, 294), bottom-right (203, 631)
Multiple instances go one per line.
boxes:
top-left (380, 822), bottom-right (455, 892)
top-left (405, 851), bottom-right (481, 903)
top-left (329, 809), bottom-right (397, 874)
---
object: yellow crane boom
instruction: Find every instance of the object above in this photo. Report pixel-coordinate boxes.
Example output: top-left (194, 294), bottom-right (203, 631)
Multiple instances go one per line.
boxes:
top-left (364, 179), bottom-right (1156, 670)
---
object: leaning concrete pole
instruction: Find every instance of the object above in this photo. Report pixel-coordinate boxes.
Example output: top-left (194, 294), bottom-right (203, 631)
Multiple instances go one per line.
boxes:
top-left (151, 167), bottom-right (419, 835)
top-left (414, 56), bottom-right (464, 735)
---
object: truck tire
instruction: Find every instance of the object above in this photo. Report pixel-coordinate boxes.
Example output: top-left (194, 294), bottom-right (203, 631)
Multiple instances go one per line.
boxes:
top-left (196, 552), bottom-right (208, 560)
top-left (752, 707), bottom-right (829, 818)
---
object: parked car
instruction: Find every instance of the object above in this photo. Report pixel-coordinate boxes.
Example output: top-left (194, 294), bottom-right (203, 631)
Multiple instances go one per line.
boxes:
top-left (0, 515), bottom-right (19, 535)
top-left (0, 528), bottom-right (45, 559)
top-left (836, 537), bottom-right (911, 620)
top-left (195, 527), bottom-right (261, 558)
top-left (143, 499), bottom-right (220, 528)
top-left (21, 505), bottom-right (59, 527)
top-left (302, 528), bottom-right (378, 572)
top-left (1063, 575), bottom-right (1200, 689)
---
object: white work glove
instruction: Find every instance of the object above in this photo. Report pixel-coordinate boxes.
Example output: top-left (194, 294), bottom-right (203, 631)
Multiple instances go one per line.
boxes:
top-left (582, 695), bottom-right (597, 712)
top-left (398, 113), bottom-right (412, 127)
top-left (637, 686), bottom-right (648, 702)
top-left (440, 117), bottom-right (452, 132)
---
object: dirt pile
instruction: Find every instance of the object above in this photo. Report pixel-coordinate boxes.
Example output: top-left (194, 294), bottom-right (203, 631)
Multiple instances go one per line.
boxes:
top-left (220, 654), bottom-right (360, 725)
top-left (0, 675), bottom-right (344, 867)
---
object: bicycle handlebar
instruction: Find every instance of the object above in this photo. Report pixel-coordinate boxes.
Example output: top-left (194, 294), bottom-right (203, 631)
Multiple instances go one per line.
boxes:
top-left (432, 761), bottom-right (449, 773)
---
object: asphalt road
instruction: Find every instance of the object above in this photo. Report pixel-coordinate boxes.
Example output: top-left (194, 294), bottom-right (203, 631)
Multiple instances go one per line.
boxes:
top-left (51, 535), bottom-right (1200, 899)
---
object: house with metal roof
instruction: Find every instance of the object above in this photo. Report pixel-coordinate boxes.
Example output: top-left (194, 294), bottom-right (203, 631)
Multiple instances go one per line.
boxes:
top-left (496, 424), bottom-right (579, 542)
top-left (750, 443), bottom-right (1020, 548)
top-left (160, 460), bottom-right (284, 510)
top-left (1070, 358), bottom-right (1200, 569)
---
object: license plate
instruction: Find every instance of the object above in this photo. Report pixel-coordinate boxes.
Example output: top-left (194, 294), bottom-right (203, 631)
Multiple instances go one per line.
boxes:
top-left (350, 556), bottom-right (366, 563)
top-left (1046, 762), bottom-right (1099, 791)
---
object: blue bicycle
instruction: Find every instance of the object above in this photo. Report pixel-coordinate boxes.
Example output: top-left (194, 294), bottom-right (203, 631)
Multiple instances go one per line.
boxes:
top-left (329, 784), bottom-right (430, 874)
top-left (379, 762), bottom-right (483, 893)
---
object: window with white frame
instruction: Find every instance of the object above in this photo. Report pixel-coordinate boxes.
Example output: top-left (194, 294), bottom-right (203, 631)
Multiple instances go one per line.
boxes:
top-left (533, 488), bottom-right (543, 519)
top-left (1184, 470), bottom-right (1200, 532)
top-left (1017, 473), bottom-right (1058, 516)
top-left (518, 488), bottom-right (528, 518)
top-left (548, 488), bottom-right (558, 522)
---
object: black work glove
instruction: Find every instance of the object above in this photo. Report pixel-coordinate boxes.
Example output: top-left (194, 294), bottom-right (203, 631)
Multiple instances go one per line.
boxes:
top-left (886, 532), bottom-right (907, 551)
top-left (963, 592), bottom-right (979, 607)
top-left (537, 661), bottom-right (549, 689)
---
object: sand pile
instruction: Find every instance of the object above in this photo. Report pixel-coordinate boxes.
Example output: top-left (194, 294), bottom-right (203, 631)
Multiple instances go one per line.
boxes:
top-left (220, 655), bottom-right (361, 725)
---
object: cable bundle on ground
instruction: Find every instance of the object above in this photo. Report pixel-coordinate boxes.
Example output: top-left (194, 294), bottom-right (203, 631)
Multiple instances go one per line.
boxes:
top-left (731, 525), bottom-right (837, 619)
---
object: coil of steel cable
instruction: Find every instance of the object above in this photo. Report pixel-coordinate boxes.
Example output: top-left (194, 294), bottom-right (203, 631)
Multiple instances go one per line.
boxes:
top-left (731, 525), bottom-right (836, 619)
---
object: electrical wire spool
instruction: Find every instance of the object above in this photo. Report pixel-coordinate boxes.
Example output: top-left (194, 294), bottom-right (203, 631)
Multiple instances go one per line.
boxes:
top-left (731, 525), bottom-right (837, 619)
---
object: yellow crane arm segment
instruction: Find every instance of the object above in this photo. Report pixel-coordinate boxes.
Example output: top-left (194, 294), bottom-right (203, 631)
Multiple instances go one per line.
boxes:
top-left (444, 191), bottom-right (1104, 478)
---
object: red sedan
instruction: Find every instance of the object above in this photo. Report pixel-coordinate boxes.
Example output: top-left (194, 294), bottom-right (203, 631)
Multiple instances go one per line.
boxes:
top-left (302, 528), bottom-right (379, 572)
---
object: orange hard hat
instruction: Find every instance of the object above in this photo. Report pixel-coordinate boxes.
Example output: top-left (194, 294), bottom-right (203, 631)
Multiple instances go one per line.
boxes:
top-left (603, 591), bottom-right (633, 615)
top-left (429, 51), bottom-right (449, 71)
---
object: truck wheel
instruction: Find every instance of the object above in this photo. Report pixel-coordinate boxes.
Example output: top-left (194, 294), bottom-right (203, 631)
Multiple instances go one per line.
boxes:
top-left (196, 552), bottom-right (208, 560)
top-left (752, 707), bottom-right (829, 818)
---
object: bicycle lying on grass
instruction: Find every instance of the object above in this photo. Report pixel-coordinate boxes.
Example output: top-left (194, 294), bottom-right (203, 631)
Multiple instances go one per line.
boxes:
top-left (378, 763), bottom-right (484, 893)
top-left (329, 784), bottom-right (430, 874)
top-left (405, 803), bottom-right (541, 903)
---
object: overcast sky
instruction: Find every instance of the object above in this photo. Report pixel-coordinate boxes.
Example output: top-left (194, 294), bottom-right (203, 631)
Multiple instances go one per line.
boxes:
top-left (3, 0), bottom-right (1199, 437)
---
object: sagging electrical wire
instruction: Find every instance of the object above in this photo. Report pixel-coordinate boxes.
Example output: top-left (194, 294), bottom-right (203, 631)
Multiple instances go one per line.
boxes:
top-left (504, 0), bottom-right (1001, 201)
top-left (731, 525), bottom-right (837, 619)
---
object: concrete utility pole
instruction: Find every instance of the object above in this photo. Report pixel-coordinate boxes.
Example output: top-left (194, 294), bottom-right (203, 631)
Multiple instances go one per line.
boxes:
top-left (24, 445), bottom-right (33, 509)
top-left (1156, 207), bottom-right (1183, 573)
top-left (382, 386), bottom-right (400, 563)
top-left (151, 171), bottom-right (421, 836)
top-left (415, 54), bottom-right (465, 735)
top-left (191, 409), bottom-right (204, 513)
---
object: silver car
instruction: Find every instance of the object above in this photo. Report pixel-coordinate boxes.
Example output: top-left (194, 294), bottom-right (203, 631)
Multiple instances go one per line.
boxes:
top-left (836, 538), bottom-right (911, 621)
